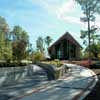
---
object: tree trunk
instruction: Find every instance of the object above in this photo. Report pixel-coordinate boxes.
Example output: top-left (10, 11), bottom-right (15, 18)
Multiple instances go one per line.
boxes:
top-left (87, 8), bottom-right (91, 66)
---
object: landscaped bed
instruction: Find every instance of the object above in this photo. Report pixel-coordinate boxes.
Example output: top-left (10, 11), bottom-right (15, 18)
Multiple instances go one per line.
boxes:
top-left (37, 61), bottom-right (69, 80)
top-left (62, 60), bottom-right (100, 69)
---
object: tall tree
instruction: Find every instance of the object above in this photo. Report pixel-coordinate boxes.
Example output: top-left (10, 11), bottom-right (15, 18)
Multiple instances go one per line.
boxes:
top-left (45, 36), bottom-right (52, 57)
top-left (10, 26), bottom-right (22, 41)
top-left (0, 16), bottom-right (9, 33)
top-left (11, 26), bottom-right (29, 63)
top-left (75, 0), bottom-right (100, 60)
top-left (45, 36), bottom-right (52, 49)
top-left (0, 16), bottom-right (11, 61)
top-left (36, 37), bottom-right (44, 53)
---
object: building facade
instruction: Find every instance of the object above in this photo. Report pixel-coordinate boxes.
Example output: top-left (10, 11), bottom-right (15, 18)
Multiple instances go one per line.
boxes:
top-left (48, 32), bottom-right (82, 60)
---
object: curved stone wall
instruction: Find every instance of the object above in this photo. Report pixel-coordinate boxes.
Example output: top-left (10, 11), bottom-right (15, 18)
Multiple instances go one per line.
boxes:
top-left (0, 65), bottom-right (48, 87)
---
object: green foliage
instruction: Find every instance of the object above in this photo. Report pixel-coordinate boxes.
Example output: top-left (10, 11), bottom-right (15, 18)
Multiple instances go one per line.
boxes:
top-left (80, 26), bottom-right (100, 45)
top-left (90, 44), bottom-right (100, 58)
top-left (83, 52), bottom-right (94, 59)
top-left (42, 60), bottom-right (63, 79)
top-left (45, 36), bottom-right (52, 48)
top-left (88, 43), bottom-right (100, 58)
top-left (83, 43), bottom-right (100, 59)
top-left (0, 16), bottom-right (31, 64)
top-left (11, 26), bottom-right (29, 63)
top-left (3, 45), bottom-right (12, 62)
top-left (0, 16), bottom-right (9, 33)
top-left (75, 0), bottom-right (100, 14)
top-left (44, 60), bottom-right (63, 68)
top-left (36, 37), bottom-right (44, 53)
top-left (11, 26), bottom-right (23, 40)
top-left (98, 54), bottom-right (100, 60)
top-left (0, 43), bottom-right (12, 62)
top-left (12, 41), bottom-right (26, 62)
top-left (11, 25), bottom-right (29, 42)
top-left (50, 59), bottom-right (63, 68)
top-left (32, 52), bottom-right (45, 63)
top-left (75, 0), bottom-right (100, 60)
top-left (0, 16), bottom-right (12, 62)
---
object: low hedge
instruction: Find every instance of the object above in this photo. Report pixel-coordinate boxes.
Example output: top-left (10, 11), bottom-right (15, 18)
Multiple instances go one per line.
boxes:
top-left (0, 62), bottom-right (27, 67)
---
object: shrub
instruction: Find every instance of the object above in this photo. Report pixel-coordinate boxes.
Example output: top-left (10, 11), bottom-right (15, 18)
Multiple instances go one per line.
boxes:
top-left (80, 60), bottom-right (93, 68)
top-left (32, 52), bottom-right (45, 63)
top-left (98, 54), bottom-right (100, 60)
top-left (50, 59), bottom-right (63, 68)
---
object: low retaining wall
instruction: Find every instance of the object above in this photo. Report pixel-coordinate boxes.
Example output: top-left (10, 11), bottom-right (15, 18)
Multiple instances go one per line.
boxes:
top-left (36, 63), bottom-right (69, 80)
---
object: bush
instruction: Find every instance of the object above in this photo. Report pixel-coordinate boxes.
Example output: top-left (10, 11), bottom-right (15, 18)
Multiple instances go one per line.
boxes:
top-left (50, 59), bottom-right (63, 68)
top-left (80, 60), bottom-right (93, 68)
top-left (32, 52), bottom-right (45, 63)
top-left (98, 54), bottom-right (100, 60)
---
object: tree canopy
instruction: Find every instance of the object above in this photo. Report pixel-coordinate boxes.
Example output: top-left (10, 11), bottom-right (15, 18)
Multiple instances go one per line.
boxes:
top-left (11, 26), bottom-right (29, 63)
top-left (0, 16), bottom-right (30, 64)
top-left (45, 36), bottom-right (52, 48)
top-left (36, 37), bottom-right (44, 53)
top-left (75, 0), bottom-right (100, 60)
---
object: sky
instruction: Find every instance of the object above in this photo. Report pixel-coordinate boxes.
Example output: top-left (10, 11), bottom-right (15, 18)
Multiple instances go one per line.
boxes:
top-left (0, 0), bottom-right (100, 49)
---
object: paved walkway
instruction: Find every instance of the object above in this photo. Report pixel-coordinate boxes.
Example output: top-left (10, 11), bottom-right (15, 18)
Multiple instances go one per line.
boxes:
top-left (83, 69), bottom-right (100, 100)
top-left (7, 64), bottom-right (97, 100)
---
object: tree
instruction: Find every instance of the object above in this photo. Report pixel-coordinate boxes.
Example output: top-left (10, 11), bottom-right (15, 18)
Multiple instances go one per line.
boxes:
top-left (75, 0), bottom-right (100, 61)
top-left (12, 40), bottom-right (27, 63)
top-left (31, 51), bottom-right (44, 63)
top-left (10, 26), bottom-right (23, 41)
top-left (45, 36), bottom-right (52, 48)
top-left (45, 36), bottom-right (52, 49)
top-left (0, 16), bottom-right (12, 62)
top-left (85, 43), bottom-right (100, 58)
top-left (45, 36), bottom-right (52, 57)
top-left (11, 26), bottom-right (29, 63)
top-left (26, 43), bottom-right (33, 60)
top-left (0, 16), bottom-right (9, 33)
top-left (36, 37), bottom-right (44, 53)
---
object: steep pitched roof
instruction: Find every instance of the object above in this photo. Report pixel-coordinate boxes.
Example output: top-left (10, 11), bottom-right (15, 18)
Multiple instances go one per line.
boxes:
top-left (49, 32), bottom-right (82, 50)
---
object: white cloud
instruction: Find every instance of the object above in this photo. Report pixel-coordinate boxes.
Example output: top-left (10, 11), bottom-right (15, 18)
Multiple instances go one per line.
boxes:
top-left (61, 16), bottom-right (80, 24)
top-left (30, 0), bottom-right (100, 29)
top-left (36, 0), bottom-right (82, 26)
top-left (57, 0), bottom-right (75, 17)
top-left (95, 15), bottom-right (100, 27)
top-left (55, 0), bottom-right (84, 27)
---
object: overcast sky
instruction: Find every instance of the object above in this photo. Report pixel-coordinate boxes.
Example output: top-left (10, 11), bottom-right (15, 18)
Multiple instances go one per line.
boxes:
top-left (0, 0), bottom-right (100, 49)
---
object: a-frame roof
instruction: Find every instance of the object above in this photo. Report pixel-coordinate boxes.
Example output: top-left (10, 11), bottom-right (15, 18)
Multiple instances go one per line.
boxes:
top-left (49, 32), bottom-right (82, 50)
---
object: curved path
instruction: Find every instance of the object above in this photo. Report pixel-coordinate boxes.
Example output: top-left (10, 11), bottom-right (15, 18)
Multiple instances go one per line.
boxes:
top-left (8, 64), bottom-right (98, 100)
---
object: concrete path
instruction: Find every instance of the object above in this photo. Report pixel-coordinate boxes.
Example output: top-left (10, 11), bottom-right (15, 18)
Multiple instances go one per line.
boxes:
top-left (83, 69), bottom-right (100, 100)
top-left (8, 64), bottom-right (98, 100)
